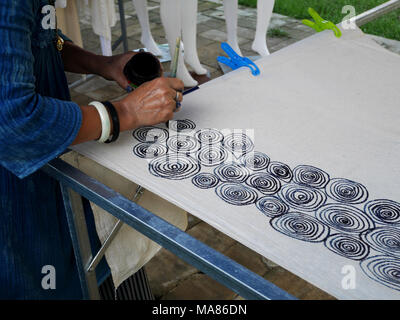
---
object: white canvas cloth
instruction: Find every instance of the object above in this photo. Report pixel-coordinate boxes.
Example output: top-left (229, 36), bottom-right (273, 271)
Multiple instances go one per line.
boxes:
top-left (72, 26), bottom-right (400, 299)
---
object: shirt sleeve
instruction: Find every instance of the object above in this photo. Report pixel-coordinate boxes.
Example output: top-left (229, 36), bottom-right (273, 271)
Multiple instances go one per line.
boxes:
top-left (0, 1), bottom-right (82, 179)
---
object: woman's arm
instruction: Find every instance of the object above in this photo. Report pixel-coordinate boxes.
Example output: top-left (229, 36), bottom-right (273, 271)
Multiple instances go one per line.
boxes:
top-left (61, 41), bottom-right (136, 89)
top-left (0, 1), bottom-right (183, 179)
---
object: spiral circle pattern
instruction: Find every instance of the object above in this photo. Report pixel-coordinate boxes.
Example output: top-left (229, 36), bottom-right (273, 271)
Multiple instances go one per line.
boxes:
top-left (267, 161), bottom-right (293, 183)
top-left (166, 135), bottom-right (199, 154)
top-left (239, 151), bottom-right (270, 171)
top-left (279, 183), bottom-right (327, 212)
top-left (360, 255), bottom-right (400, 291)
top-left (246, 172), bottom-right (281, 195)
top-left (192, 173), bottom-right (220, 189)
top-left (362, 227), bottom-right (400, 258)
top-left (293, 165), bottom-right (330, 189)
top-left (256, 196), bottom-right (289, 218)
top-left (215, 183), bottom-right (258, 206)
top-left (315, 204), bottom-right (375, 234)
top-left (223, 133), bottom-right (254, 155)
top-left (214, 163), bottom-right (252, 183)
top-left (195, 128), bottom-right (224, 145)
top-left (270, 212), bottom-right (330, 243)
top-left (326, 178), bottom-right (368, 204)
top-left (133, 143), bottom-right (168, 159)
top-left (196, 145), bottom-right (228, 167)
top-left (149, 154), bottom-right (200, 180)
top-left (133, 126), bottom-right (169, 143)
top-left (364, 199), bottom-right (400, 226)
top-left (169, 119), bottom-right (196, 132)
top-left (324, 234), bottom-right (369, 260)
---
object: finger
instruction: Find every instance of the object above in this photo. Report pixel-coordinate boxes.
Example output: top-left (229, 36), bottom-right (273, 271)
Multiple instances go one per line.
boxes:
top-left (165, 77), bottom-right (185, 92)
top-left (174, 102), bottom-right (181, 113)
top-left (175, 91), bottom-right (183, 102)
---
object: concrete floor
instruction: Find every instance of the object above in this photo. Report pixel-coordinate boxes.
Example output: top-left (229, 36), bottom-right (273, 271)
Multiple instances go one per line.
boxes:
top-left (66, 0), bottom-right (400, 300)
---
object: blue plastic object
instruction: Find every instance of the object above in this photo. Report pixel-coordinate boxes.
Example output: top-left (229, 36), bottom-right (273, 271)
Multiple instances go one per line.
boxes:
top-left (217, 43), bottom-right (260, 76)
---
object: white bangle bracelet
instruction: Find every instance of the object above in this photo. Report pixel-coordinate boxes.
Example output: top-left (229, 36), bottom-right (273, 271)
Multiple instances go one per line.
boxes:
top-left (89, 101), bottom-right (111, 143)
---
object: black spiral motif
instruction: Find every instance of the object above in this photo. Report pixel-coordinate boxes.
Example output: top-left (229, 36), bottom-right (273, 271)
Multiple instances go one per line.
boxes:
top-left (293, 165), bottom-right (330, 189)
top-left (166, 135), bottom-right (199, 154)
top-left (133, 143), bottom-right (168, 159)
top-left (326, 178), bottom-right (368, 204)
top-left (192, 173), bottom-right (220, 189)
top-left (364, 199), bottom-right (400, 226)
top-left (149, 154), bottom-right (200, 180)
top-left (362, 227), bottom-right (400, 258)
top-left (196, 145), bottom-right (228, 167)
top-left (267, 161), bottom-right (293, 183)
top-left (169, 119), bottom-right (196, 132)
top-left (133, 126), bottom-right (169, 143)
top-left (360, 255), bottom-right (400, 291)
top-left (270, 212), bottom-right (330, 243)
top-left (256, 196), bottom-right (289, 218)
top-left (315, 204), bottom-right (375, 234)
top-left (223, 133), bottom-right (254, 155)
top-left (195, 128), bottom-right (224, 145)
top-left (324, 234), bottom-right (369, 260)
top-left (239, 151), bottom-right (270, 171)
top-left (215, 183), bottom-right (258, 206)
top-left (214, 163), bottom-right (252, 183)
top-left (279, 183), bottom-right (326, 212)
top-left (246, 172), bottom-right (281, 195)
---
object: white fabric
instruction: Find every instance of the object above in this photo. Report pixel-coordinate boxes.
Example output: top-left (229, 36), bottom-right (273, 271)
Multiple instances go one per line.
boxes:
top-left (72, 26), bottom-right (400, 299)
top-left (55, 0), bottom-right (67, 9)
top-left (88, 0), bottom-right (117, 41)
top-left (61, 152), bottom-right (188, 289)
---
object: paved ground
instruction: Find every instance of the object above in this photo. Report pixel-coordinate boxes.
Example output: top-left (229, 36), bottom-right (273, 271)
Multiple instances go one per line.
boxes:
top-left (67, 0), bottom-right (400, 300)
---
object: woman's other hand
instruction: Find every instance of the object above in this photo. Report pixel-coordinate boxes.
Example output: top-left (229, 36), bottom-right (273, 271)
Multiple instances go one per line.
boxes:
top-left (114, 77), bottom-right (184, 131)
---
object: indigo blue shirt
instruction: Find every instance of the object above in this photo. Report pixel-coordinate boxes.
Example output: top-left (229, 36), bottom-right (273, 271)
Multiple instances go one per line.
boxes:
top-left (0, 0), bottom-right (108, 298)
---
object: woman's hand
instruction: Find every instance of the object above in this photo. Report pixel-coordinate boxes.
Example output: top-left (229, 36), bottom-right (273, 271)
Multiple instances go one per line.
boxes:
top-left (114, 77), bottom-right (184, 131)
top-left (102, 52), bottom-right (137, 89)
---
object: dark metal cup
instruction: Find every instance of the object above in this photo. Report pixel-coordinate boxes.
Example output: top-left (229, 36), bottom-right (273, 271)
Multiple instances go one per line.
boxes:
top-left (123, 51), bottom-right (163, 89)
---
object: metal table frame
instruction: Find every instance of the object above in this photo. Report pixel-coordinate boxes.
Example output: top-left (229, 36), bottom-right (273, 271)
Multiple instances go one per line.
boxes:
top-left (51, 0), bottom-right (399, 300)
top-left (43, 159), bottom-right (295, 300)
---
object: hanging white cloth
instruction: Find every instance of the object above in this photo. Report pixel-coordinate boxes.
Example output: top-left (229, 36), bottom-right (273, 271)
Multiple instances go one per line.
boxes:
top-left (61, 152), bottom-right (188, 289)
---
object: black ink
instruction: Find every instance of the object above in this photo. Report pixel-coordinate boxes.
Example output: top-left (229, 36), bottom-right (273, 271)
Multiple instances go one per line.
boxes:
top-left (256, 196), bottom-right (289, 218)
top-left (360, 255), bottom-right (400, 291)
top-left (195, 128), bottom-right (224, 145)
top-left (267, 161), bottom-right (293, 183)
top-left (169, 119), bottom-right (196, 132)
top-left (246, 172), bottom-right (281, 195)
top-left (361, 227), bottom-right (400, 258)
top-left (239, 151), bottom-right (270, 171)
top-left (192, 173), bottom-right (220, 189)
top-left (133, 143), bottom-right (168, 159)
top-left (223, 133), bottom-right (254, 155)
top-left (364, 199), bottom-right (400, 226)
top-left (149, 154), bottom-right (200, 180)
top-left (214, 163), bottom-right (252, 183)
top-left (215, 183), bottom-right (258, 206)
top-left (196, 145), bottom-right (228, 167)
top-left (326, 178), bottom-right (368, 204)
top-left (133, 126), bottom-right (169, 143)
top-left (324, 233), bottom-right (369, 260)
top-left (166, 134), bottom-right (200, 154)
top-left (279, 183), bottom-right (327, 212)
top-left (270, 212), bottom-right (330, 243)
top-left (293, 165), bottom-right (330, 189)
top-left (315, 203), bottom-right (375, 234)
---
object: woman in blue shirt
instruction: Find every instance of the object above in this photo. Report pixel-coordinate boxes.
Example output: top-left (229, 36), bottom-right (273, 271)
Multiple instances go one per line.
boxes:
top-left (0, 0), bottom-right (183, 299)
